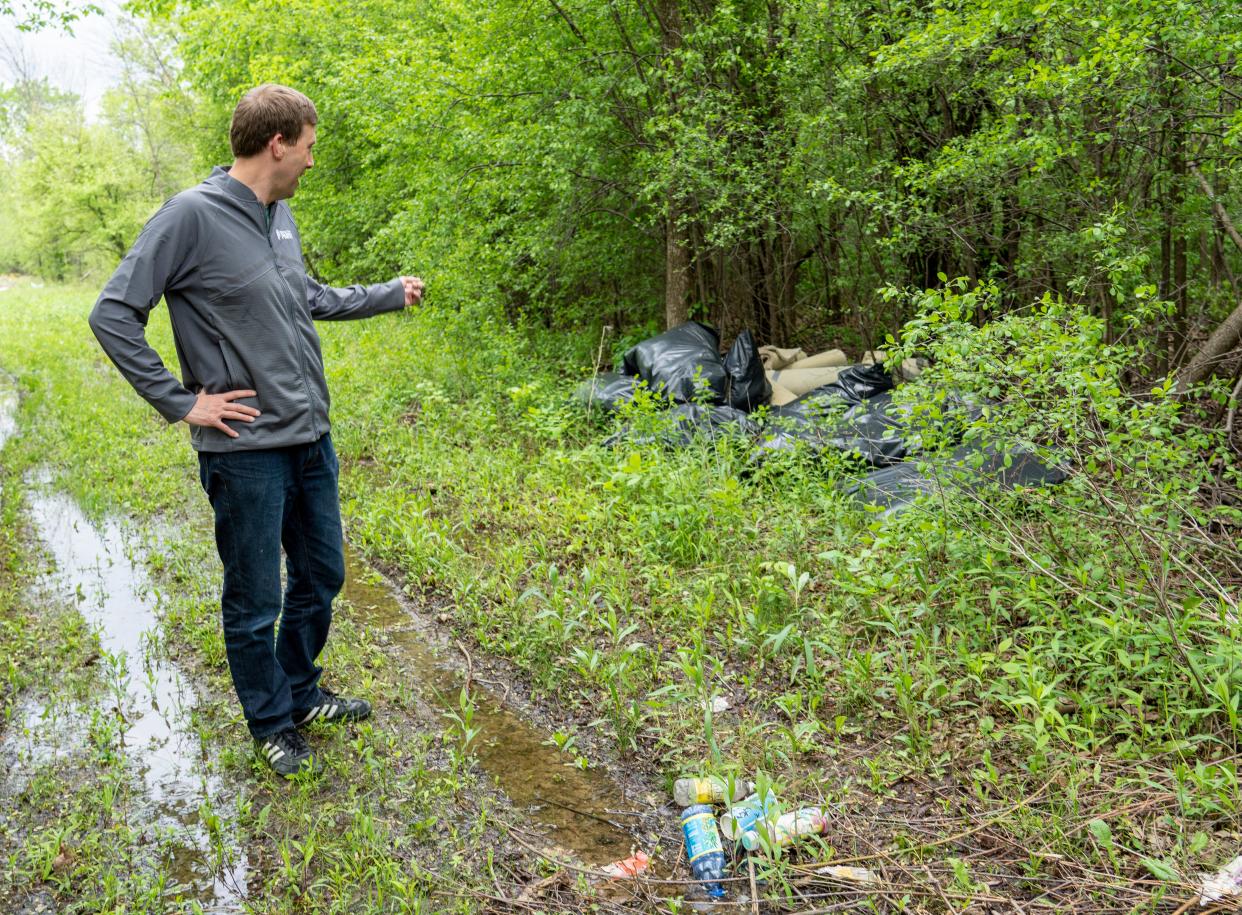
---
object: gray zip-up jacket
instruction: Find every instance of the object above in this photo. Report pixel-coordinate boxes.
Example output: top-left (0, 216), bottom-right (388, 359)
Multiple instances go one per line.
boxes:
top-left (89, 166), bottom-right (405, 452)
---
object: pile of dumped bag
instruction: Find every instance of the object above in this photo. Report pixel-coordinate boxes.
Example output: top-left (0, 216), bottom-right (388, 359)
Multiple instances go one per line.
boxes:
top-left (576, 321), bottom-right (1067, 515)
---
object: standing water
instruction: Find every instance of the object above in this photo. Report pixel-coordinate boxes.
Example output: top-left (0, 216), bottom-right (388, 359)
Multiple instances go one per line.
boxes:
top-left (342, 551), bottom-right (662, 867)
top-left (1, 375), bottom-right (661, 894)
top-left (0, 377), bottom-right (15, 450)
top-left (0, 380), bottom-right (247, 912)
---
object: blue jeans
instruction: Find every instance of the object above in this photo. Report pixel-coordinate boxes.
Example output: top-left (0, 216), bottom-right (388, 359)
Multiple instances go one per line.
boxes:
top-left (198, 433), bottom-right (345, 739)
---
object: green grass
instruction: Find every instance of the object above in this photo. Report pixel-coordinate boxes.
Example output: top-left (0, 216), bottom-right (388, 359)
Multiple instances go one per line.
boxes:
top-left (0, 283), bottom-right (522, 913)
top-left (1, 277), bottom-right (1240, 911)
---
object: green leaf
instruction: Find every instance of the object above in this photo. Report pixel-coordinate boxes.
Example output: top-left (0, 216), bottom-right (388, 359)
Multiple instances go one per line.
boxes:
top-left (1140, 858), bottom-right (1179, 882)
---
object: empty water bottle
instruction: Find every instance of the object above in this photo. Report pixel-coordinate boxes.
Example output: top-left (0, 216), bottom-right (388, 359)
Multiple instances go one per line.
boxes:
top-left (740, 807), bottom-right (829, 851)
top-left (719, 789), bottom-right (778, 842)
top-left (673, 775), bottom-right (755, 807)
top-left (680, 804), bottom-right (727, 898)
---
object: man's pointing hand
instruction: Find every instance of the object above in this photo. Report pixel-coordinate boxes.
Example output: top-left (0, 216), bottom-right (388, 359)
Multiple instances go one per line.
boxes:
top-left (401, 275), bottom-right (425, 306)
top-left (183, 390), bottom-right (261, 438)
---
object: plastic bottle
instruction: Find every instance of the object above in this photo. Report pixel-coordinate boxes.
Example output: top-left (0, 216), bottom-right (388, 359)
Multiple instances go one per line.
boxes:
top-left (1200, 855), bottom-right (1242, 904)
top-left (680, 804), bottom-right (727, 898)
top-left (740, 807), bottom-right (829, 851)
top-left (673, 776), bottom-right (755, 807)
top-left (719, 790), bottom-right (778, 842)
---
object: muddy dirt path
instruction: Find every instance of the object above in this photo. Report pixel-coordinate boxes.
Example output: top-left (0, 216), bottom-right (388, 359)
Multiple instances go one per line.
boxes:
top-left (342, 551), bottom-right (663, 867)
top-left (0, 379), bottom-right (14, 450)
top-left (5, 485), bottom-right (250, 911)
top-left (0, 379), bottom-right (248, 911)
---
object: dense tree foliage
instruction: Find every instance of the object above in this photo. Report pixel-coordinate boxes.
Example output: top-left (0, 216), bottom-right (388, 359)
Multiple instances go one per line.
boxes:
top-left (133, 0), bottom-right (1240, 380)
top-left (4, 0), bottom-right (1242, 374)
top-left (0, 18), bottom-right (201, 278)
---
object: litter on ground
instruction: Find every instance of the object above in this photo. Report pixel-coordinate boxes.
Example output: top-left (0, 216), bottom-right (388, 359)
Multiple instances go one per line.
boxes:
top-left (577, 321), bottom-right (1067, 514)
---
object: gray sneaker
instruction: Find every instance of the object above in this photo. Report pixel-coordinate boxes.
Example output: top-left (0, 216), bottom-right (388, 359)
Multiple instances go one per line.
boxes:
top-left (254, 727), bottom-right (322, 778)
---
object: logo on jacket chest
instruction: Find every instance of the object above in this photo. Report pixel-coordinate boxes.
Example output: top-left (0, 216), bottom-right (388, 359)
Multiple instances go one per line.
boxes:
top-left (275, 229), bottom-right (294, 241)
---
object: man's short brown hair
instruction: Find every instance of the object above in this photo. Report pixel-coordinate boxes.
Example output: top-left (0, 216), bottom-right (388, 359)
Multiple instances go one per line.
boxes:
top-left (230, 84), bottom-right (318, 158)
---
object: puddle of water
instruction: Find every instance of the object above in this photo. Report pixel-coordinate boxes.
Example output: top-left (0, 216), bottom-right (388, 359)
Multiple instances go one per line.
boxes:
top-left (1, 695), bottom-right (93, 772)
top-left (342, 551), bottom-right (658, 867)
top-left (1, 484), bottom-right (248, 912)
top-left (0, 379), bottom-right (16, 451)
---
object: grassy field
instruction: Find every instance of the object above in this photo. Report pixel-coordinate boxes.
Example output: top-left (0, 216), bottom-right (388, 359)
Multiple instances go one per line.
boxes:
top-left (0, 282), bottom-right (530, 914)
top-left (1, 278), bottom-right (1240, 912)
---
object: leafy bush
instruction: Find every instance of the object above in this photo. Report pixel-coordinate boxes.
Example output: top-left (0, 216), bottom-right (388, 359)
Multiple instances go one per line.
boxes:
top-left (869, 281), bottom-right (1242, 763)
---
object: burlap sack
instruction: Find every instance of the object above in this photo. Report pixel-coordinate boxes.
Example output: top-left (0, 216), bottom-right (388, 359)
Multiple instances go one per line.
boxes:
top-left (767, 381), bottom-right (799, 406)
top-left (895, 357), bottom-right (923, 381)
top-left (789, 348), bottom-right (849, 370)
top-left (758, 346), bottom-right (808, 370)
top-left (766, 366), bottom-right (844, 396)
top-left (859, 352), bottom-right (925, 381)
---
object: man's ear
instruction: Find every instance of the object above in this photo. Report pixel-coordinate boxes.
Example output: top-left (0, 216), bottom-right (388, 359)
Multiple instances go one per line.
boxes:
top-left (269, 133), bottom-right (285, 159)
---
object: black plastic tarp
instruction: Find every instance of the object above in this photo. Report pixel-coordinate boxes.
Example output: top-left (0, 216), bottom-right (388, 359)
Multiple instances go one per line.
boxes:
top-left (574, 372), bottom-right (638, 413)
top-left (605, 404), bottom-right (760, 447)
top-left (845, 442), bottom-right (1069, 516)
top-left (806, 362), bottom-right (895, 405)
top-left (760, 377), bottom-right (991, 467)
top-left (760, 391), bottom-right (912, 466)
top-left (618, 321), bottom-right (728, 405)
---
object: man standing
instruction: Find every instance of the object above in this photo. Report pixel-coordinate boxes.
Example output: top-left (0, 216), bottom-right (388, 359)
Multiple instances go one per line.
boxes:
top-left (89, 84), bottom-right (423, 777)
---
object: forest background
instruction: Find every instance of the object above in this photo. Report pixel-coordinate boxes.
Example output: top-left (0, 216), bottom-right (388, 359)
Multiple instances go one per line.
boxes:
top-left (3, 0), bottom-right (1242, 377)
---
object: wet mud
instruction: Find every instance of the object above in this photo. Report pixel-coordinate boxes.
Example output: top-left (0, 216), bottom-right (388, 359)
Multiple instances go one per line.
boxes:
top-left (342, 552), bottom-right (664, 868)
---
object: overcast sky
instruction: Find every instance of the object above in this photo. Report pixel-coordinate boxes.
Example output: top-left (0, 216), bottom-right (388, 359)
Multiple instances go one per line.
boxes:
top-left (0, 0), bottom-right (125, 118)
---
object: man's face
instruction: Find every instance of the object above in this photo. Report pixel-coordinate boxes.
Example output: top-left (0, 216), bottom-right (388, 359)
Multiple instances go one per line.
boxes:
top-left (273, 124), bottom-right (316, 200)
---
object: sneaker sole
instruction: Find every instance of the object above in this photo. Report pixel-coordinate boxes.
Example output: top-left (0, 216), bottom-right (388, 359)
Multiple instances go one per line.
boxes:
top-left (294, 706), bottom-right (372, 726)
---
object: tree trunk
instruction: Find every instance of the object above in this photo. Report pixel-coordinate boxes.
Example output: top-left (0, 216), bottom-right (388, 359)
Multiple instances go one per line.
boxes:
top-left (665, 211), bottom-right (691, 329)
top-left (1177, 300), bottom-right (1242, 392)
top-left (1178, 165), bottom-right (1242, 391)
top-left (657, 0), bottom-right (691, 329)
top-left (1159, 204), bottom-right (1172, 376)
top-left (1171, 129), bottom-right (1187, 366)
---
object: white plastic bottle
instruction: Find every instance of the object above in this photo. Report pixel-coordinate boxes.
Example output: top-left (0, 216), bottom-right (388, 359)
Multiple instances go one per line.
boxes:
top-left (719, 790), bottom-right (778, 841)
top-left (740, 807), bottom-right (828, 851)
top-left (672, 776), bottom-right (755, 807)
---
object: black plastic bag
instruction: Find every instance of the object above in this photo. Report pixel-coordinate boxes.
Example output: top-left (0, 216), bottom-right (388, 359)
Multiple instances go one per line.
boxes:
top-left (807, 362), bottom-right (894, 405)
top-left (574, 372), bottom-right (638, 413)
top-left (617, 321), bottom-right (728, 405)
top-left (759, 392), bottom-right (911, 466)
top-left (762, 381), bottom-right (994, 466)
top-left (770, 385), bottom-right (857, 424)
top-left (834, 394), bottom-right (913, 464)
top-left (845, 442), bottom-right (1069, 516)
top-left (606, 404), bottom-right (760, 448)
top-left (765, 362), bottom-right (896, 425)
top-left (723, 329), bottom-right (771, 411)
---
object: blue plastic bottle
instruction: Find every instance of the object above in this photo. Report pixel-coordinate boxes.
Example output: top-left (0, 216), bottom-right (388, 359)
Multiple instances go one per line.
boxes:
top-left (680, 804), bottom-right (727, 898)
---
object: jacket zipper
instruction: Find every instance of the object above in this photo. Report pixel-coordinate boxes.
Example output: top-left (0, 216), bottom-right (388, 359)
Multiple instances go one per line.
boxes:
top-left (264, 202), bottom-right (320, 439)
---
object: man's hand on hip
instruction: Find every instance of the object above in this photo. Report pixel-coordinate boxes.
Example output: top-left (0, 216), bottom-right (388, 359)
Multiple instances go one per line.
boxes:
top-left (401, 276), bottom-right (425, 307)
top-left (182, 390), bottom-right (260, 438)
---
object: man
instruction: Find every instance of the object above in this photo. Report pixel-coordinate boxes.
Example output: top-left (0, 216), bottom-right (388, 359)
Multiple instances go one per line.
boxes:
top-left (89, 84), bottom-right (423, 778)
